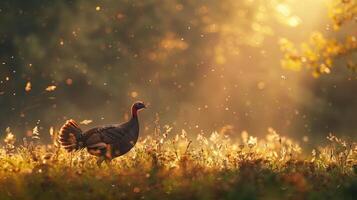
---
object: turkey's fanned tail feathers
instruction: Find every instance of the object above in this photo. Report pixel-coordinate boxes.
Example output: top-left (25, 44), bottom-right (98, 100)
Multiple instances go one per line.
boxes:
top-left (59, 119), bottom-right (83, 152)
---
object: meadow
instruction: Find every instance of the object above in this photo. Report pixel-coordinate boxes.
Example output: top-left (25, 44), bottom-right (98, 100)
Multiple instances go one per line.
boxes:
top-left (1, 0), bottom-right (356, 199)
top-left (0, 125), bottom-right (356, 200)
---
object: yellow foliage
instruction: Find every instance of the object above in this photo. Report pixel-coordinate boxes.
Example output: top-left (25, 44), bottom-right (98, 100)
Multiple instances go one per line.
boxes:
top-left (280, 0), bottom-right (357, 76)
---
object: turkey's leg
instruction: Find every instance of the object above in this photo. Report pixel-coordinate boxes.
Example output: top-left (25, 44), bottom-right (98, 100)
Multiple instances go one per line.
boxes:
top-left (94, 144), bottom-right (112, 167)
top-left (105, 144), bottom-right (113, 160)
top-left (104, 144), bottom-right (113, 169)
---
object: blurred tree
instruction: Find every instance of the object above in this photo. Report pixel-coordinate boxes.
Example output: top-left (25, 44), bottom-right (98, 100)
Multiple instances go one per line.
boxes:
top-left (0, 0), bottom-right (273, 135)
top-left (280, 0), bottom-right (356, 77)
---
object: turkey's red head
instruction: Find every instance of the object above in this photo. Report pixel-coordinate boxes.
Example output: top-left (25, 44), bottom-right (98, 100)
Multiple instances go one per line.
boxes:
top-left (132, 101), bottom-right (146, 117)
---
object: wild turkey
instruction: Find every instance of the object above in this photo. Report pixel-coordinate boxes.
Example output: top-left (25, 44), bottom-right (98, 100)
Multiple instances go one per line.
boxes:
top-left (59, 101), bottom-right (146, 165)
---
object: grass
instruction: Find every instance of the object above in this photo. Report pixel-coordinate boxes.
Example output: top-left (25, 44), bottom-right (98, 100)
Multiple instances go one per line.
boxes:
top-left (0, 126), bottom-right (356, 200)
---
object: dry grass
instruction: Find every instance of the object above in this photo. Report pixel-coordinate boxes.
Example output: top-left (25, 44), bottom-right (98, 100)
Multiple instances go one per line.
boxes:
top-left (0, 125), bottom-right (356, 200)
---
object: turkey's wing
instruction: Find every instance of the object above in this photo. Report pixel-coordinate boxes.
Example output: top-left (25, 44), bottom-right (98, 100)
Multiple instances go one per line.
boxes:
top-left (83, 125), bottom-right (117, 146)
top-left (100, 126), bottom-right (127, 144)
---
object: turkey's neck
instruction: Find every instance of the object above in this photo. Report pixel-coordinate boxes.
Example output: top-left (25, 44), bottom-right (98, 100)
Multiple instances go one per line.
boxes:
top-left (131, 107), bottom-right (138, 119)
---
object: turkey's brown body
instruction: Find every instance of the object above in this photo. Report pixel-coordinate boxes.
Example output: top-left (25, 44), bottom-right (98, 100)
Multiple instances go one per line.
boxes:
top-left (84, 117), bottom-right (139, 158)
top-left (59, 102), bottom-right (145, 165)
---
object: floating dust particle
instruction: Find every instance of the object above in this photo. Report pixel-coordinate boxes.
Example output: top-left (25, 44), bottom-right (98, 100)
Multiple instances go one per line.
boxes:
top-left (175, 4), bottom-right (183, 11)
top-left (49, 127), bottom-right (54, 136)
top-left (133, 187), bottom-right (140, 193)
top-left (45, 85), bottom-right (57, 92)
top-left (131, 91), bottom-right (138, 98)
top-left (287, 16), bottom-right (302, 27)
top-left (80, 120), bottom-right (93, 125)
top-left (116, 13), bottom-right (124, 20)
top-left (25, 82), bottom-right (31, 92)
top-left (303, 136), bottom-right (309, 142)
top-left (66, 78), bottom-right (73, 85)
top-left (257, 81), bottom-right (265, 90)
top-left (276, 3), bottom-right (291, 17)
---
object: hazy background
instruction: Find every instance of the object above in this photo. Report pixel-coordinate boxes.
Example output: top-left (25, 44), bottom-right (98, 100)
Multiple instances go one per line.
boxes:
top-left (0, 0), bottom-right (356, 144)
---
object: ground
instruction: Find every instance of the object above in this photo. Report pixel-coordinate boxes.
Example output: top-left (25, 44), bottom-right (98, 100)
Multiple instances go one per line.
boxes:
top-left (0, 128), bottom-right (356, 200)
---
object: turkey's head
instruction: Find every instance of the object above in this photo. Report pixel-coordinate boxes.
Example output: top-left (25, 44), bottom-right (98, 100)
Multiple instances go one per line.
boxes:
top-left (133, 101), bottom-right (146, 110)
top-left (132, 101), bottom-right (146, 117)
